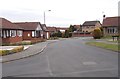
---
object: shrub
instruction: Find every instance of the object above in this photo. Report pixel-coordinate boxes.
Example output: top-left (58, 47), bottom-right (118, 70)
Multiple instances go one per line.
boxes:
top-left (0, 46), bottom-right (24, 56)
top-left (62, 30), bottom-right (69, 38)
top-left (11, 46), bottom-right (24, 53)
top-left (92, 28), bottom-right (102, 39)
top-left (0, 50), bottom-right (10, 56)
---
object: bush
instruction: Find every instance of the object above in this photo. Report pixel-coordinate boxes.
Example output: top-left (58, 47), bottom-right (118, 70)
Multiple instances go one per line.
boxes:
top-left (62, 30), bottom-right (70, 38)
top-left (92, 28), bottom-right (102, 39)
top-left (0, 50), bottom-right (10, 56)
top-left (11, 46), bottom-right (24, 53)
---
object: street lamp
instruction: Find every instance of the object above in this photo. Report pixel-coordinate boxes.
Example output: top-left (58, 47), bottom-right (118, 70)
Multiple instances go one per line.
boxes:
top-left (44, 10), bottom-right (51, 24)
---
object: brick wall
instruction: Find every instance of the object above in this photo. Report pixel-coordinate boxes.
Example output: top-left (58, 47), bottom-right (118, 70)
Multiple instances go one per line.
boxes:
top-left (72, 33), bottom-right (92, 37)
top-left (23, 31), bottom-right (43, 41)
top-left (2, 36), bottom-right (23, 44)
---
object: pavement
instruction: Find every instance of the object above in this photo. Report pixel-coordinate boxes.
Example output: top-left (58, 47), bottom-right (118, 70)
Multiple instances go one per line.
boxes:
top-left (0, 45), bottom-right (32, 50)
top-left (2, 37), bottom-right (118, 77)
top-left (0, 42), bottom-right (48, 63)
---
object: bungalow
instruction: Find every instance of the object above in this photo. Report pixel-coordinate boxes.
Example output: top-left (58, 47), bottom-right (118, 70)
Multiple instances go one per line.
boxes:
top-left (47, 27), bottom-right (58, 37)
top-left (102, 16), bottom-right (120, 36)
top-left (41, 24), bottom-right (50, 39)
top-left (82, 21), bottom-right (102, 33)
top-left (14, 22), bottom-right (44, 42)
top-left (0, 18), bottom-right (23, 45)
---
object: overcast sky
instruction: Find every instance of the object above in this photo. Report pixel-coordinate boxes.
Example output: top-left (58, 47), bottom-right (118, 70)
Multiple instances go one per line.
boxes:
top-left (0, 0), bottom-right (119, 27)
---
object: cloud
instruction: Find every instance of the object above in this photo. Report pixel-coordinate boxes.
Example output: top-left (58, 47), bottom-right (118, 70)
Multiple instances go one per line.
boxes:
top-left (0, 0), bottom-right (119, 27)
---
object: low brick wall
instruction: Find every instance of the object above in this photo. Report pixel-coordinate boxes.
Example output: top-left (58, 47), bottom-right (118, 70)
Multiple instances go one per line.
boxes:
top-left (72, 32), bottom-right (92, 37)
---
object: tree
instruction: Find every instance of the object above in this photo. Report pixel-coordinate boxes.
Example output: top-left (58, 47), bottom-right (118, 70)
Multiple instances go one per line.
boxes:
top-left (92, 28), bottom-right (102, 39)
top-left (62, 30), bottom-right (70, 38)
top-left (100, 27), bottom-right (104, 37)
top-left (69, 25), bottom-right (76, 32)
top-left (57, 30), bottom-right (62, 37)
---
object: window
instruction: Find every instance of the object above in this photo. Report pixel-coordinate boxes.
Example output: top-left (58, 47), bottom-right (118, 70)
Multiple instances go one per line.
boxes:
top-left (112, 28), bottom-right (114, 34)
top-left (32, 31), bottom-right (34, 37)
top-left (6, 30), bottom-right (9, 37)
top-left (86, 31), bottom-right (88, 32)
top-left (3, 30), bottom-right (6, 38)
top-left (11, 30), bottom-right (16, 37)
top-left (10, 30), bottom-right (12, 37)
top-left (34, 31), bottom-right (37, 37)
top-left (0, 30), bottom-right (2, 38)
top-left (107, 28), bottom-right (110, 33)
top-left (17, 30), bottom-right (22, 37)
top-left (36, 31), bottom-right (41, 37)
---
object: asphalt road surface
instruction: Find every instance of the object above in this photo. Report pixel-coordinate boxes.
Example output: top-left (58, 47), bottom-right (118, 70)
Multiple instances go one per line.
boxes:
top-left (2, 37), bottom-right (118, 77)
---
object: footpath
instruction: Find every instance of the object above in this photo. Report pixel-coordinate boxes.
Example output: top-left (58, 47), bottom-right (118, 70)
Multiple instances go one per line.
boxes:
top-left (0, 41), bottom-right (49, 63)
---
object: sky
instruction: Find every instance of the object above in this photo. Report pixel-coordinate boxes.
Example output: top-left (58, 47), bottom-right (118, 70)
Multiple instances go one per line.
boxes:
top-left (0, 0), bottom-right (119, 27)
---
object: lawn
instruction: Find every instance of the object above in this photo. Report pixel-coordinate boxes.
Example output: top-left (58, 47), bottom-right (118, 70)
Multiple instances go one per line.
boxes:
top-left (86, 41), bottom-right (118, 52)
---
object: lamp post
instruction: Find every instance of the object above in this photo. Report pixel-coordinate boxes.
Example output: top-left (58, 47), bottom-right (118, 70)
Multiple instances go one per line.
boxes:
top-left (44, 10), bottom-right (51, 24)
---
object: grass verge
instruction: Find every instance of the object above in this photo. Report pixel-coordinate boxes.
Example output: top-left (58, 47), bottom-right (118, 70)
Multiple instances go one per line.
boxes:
top-left (86, 42), bottom-right (118, 52)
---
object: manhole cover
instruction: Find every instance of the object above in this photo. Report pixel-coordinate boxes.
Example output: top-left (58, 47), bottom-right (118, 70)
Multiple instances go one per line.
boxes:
top-left (83, 61), bottom-right (97, 65)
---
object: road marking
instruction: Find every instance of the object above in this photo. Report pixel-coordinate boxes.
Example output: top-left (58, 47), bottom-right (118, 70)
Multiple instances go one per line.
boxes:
top-left (83, 61), bottom-right (97, 65)
top-left (46, 55), bottom-right (54, 76)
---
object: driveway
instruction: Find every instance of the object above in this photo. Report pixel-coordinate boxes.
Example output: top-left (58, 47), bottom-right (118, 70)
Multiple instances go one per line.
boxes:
top-left (2, 37), bottom-right (118, 77)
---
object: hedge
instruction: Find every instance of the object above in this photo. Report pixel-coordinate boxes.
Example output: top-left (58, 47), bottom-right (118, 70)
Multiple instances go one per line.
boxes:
top-left (0, 46), bottom-right (24, 56)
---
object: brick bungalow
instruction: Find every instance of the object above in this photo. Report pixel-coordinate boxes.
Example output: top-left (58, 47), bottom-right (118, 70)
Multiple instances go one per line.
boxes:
top-left (41, 24), bottom-right (50, 39)
top-left (0, 18), bottom-right (23, 45)
top-left (47, 27), bottom-right (58, 37)
top-left (102, 16), bottom-right (120, 36)
top-left (14, 22), bottom-right (44, 42)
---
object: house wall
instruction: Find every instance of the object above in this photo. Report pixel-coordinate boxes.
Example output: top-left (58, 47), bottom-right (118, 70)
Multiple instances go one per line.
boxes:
top-left (103, 26), bottom-right (118, 36)
top-left (2, 36), bottom-right (23, 44)
top-left (23, 30), bottom-right (43, 41)
top-left (82, 26), bottom-right (95, 32)
top-left (2, 29), bottom-right (23, 44)
top-left (23, 31), bottom-right (32, 40)
top-left (95, 22), bottom-right (102, 28)
top-left (43, 31), bottom-right (50, 39)
top-left (82, 22), bottom-right (101, 33)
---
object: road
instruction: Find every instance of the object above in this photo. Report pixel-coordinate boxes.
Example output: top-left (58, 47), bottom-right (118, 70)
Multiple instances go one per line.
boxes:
top-left (2, 37), bottom-right (118, 77)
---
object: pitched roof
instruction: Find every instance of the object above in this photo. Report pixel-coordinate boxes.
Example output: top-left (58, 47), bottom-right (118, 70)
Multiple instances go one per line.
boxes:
top-left (14, 22), bottom-right (41, 30)
top-left (47, 27), bottom-right (57, 32)
top-left (41, 24), bottom-right (49, 31)
top-left (73, 25), bottom-right (81, 29)
top-left (102, 16), bottom-right (120, 27)
top-left (0, 18), bottom-right (23, 30)
top-left (82, 21), bottom-right (101, 26)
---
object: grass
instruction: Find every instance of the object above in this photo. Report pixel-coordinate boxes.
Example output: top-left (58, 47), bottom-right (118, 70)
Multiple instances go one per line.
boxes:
top-left (86, 42), bottom-right (118, 52)
top-left (101, 36), bottom-right (112, 39)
